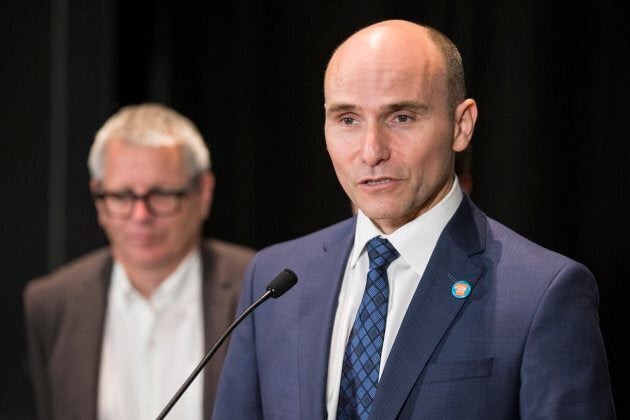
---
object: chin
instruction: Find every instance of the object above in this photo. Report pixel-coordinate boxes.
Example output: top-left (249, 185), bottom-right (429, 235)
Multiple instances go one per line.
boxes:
top-left (126, 247), bottom-right (171, 267)
top-left (360, 202), bottom-right (406, 219)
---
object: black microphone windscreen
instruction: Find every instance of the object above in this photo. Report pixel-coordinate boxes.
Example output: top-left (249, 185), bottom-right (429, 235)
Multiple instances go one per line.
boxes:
top-left (266, 269), bottom-right (298, 298)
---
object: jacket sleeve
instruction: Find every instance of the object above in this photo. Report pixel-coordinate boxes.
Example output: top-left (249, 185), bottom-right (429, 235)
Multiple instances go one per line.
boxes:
top-left (519, 262), bottom-right (616, 418)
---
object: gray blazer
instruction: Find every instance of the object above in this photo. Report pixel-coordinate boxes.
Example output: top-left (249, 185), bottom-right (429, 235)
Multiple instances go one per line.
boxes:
top-left (24, 238), bottom-right (254, 420)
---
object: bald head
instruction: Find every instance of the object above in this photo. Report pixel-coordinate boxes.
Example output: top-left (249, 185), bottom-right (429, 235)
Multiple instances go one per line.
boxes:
top-left (323, 19), bottom-right (477, 233)
top-left (325, 20), bottom-right (465, 114)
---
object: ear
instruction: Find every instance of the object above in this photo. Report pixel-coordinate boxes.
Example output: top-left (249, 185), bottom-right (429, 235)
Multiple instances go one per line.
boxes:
top-left (89, 179), bottom-right (99, 195)
top-left (452, 99), bottom-right (478, 152)
top-left (197, 171), bottom-right (215, 219)
top-left (89, 179), bottom-right (107, 226)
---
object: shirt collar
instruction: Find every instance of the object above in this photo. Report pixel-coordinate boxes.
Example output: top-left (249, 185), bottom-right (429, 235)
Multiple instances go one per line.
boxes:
top-left (110, 248), bottom-right (202, 311)
top-left (350, 177), bottom-right (463, 275)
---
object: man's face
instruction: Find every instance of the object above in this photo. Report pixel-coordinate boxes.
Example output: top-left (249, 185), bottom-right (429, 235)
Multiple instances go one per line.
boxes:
top-left (324, 25), bottom-right (473, 233)
top-left (93, 139), bottom-right (214, 272)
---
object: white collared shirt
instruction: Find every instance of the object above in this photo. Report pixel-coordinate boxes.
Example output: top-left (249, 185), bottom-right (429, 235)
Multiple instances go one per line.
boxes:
top-left (98, 250), bottom-right (204, 420)
top-left (326, 179), bottom-right (463, 416)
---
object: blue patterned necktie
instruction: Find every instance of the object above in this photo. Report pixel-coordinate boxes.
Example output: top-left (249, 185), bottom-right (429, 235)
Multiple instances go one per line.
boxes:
top-left (337, 236), bottom-right (400, 420)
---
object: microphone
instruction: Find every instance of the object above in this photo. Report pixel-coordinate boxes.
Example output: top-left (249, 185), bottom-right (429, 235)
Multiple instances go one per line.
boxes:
top-left (155, 269), bottom-right (298, 420)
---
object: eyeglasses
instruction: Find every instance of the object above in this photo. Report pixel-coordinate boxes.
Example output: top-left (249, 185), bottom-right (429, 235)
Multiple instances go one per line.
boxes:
top-left (93, 180), bottom-right (197, 218)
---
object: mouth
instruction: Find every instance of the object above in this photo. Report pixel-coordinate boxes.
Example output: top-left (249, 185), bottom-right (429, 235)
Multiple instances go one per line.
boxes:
top-left (364, 178), bottom-right (394, 186)
top-left (359, 176), bottom-right (396, 187)
top-left (358, 177), bottom-right (400, 191)
top-left (126, 231), bottom-right (160, 246)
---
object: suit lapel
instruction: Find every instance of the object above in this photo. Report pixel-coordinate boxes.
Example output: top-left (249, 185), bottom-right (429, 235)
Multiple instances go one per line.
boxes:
top-left (298, 220), bottom-right (355, 419)
top-left (199, 241), bottom-right (239, 420)
top-left (371, 198), bottom-right (487, 419)
top-left (200, 241), bottom-right (222, 350)
top-left (64, 257), bottom-right (111, 419)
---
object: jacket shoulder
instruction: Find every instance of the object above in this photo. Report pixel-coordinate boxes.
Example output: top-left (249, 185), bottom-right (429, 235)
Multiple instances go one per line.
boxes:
top-left (486, 217), bottom-right (584, 271)
top-left (200, 238), bottom-right (256, 288)
top-left (202, 238), bottom-right (255, 272)
top-left (203, 238), bottom-right (255, 262)
top-left (452, 199), bottom-right (591, 281)
top-left (23, 248), bottom-right (111, 314)
top-left (256, 217), bottom-right (355, 259)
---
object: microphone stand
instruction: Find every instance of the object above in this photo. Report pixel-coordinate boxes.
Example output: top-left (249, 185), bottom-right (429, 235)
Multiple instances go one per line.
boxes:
top-left (155, 290), bottom-right (273, 420)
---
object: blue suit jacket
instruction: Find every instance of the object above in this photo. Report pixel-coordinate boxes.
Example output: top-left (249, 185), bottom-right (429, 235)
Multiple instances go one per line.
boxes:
top-left (213, 198), bottom-right (615, 419)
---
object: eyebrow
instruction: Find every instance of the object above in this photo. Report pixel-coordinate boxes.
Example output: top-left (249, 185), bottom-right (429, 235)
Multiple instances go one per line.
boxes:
top-left (325, 103), bottom-right (357, 115)
top-left (385, 100), bottom-right (430, 113)
top-left (325, 100), bottom-right (430, 115)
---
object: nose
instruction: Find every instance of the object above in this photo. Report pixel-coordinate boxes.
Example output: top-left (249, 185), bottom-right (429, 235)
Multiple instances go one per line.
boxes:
top-left (360, 121), bottom-right (390, 166)
top-left (129, 196), bottom-right (153, 220)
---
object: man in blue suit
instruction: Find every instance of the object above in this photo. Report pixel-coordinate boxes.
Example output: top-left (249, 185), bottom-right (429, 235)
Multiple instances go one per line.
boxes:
top-left (213, 20), bottom-right (615, 419)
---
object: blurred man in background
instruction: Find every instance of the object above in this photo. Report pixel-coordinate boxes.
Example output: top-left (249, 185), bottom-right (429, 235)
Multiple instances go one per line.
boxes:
top-left (24, 103), bottom-right (254, 420)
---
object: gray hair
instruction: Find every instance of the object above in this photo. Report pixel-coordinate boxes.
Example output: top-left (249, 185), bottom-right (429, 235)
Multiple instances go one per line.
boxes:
top-left (88, 103), bottom-right (211, 180)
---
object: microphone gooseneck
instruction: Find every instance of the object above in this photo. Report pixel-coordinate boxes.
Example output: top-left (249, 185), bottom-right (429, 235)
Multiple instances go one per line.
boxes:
top-left (155, 269), bottom-right (298, 420)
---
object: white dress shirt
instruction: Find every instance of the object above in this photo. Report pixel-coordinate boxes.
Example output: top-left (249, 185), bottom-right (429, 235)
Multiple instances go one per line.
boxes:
top-left (326, 179), bottom-right (463, 416)
top-left (98, 250), bottom-right (204, 420)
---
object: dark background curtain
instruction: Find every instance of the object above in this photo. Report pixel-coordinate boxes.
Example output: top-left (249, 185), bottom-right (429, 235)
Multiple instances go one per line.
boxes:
top-left (2, 0), bottom-right (627, 417)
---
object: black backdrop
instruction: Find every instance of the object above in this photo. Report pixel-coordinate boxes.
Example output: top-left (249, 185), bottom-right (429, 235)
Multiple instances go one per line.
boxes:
top-left (2, 0), bottom-right (628, 418)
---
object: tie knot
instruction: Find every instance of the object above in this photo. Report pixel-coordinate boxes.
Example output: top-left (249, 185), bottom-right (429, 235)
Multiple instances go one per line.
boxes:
top-left (367, 236), bottom-right (399, 271)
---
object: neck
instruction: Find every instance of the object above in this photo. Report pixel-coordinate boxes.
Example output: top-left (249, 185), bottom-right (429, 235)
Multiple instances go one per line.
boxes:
top-left (112, 237), bottom-right (200, 298)
top-left (123, 266), bottom-right (175, 298)
top-left (117, 250), bottom-right (196, 298)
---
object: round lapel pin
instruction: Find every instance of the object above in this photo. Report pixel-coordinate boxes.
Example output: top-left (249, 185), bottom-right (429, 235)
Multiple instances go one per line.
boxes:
top-left (451, 280), bottom-right (471, 299)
